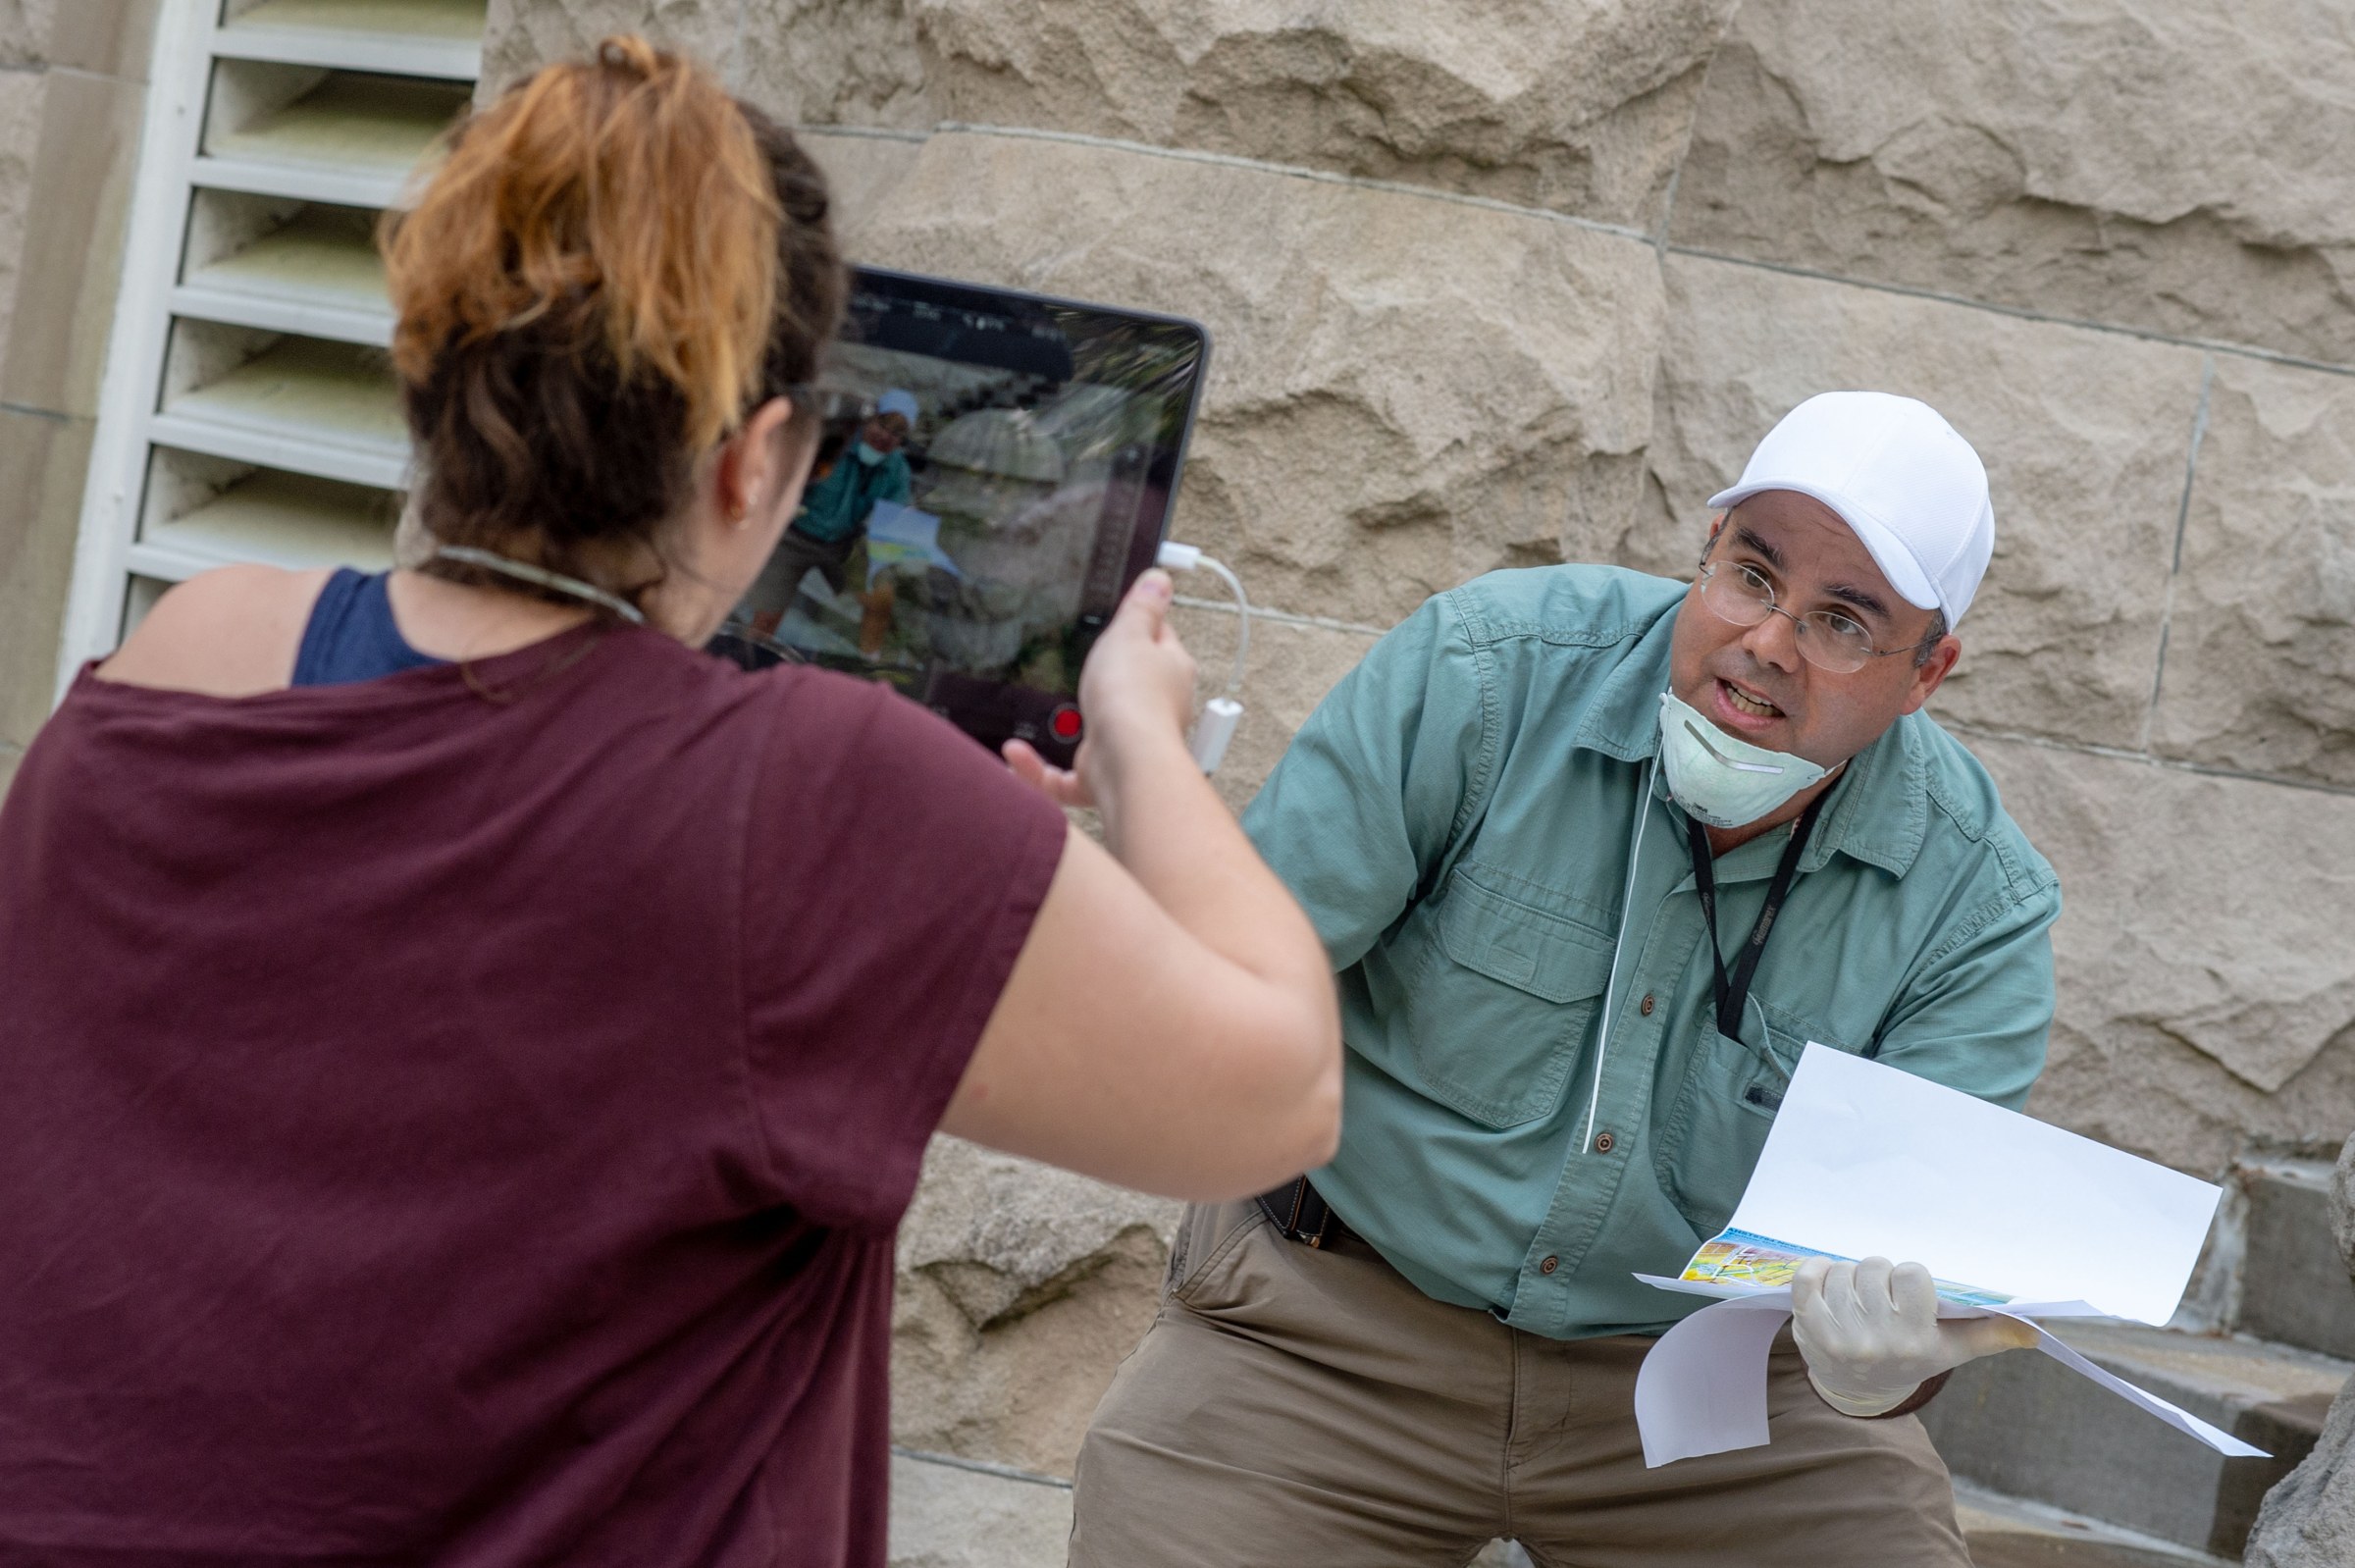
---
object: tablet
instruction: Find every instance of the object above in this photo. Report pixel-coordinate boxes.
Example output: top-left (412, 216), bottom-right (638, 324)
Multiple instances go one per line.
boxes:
top-left (711, 267), bottom-right (1211, 767)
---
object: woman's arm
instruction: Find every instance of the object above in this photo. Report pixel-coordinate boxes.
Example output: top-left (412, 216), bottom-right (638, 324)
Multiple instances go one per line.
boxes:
top-left (940, 572), bottom-right (1341, 1202)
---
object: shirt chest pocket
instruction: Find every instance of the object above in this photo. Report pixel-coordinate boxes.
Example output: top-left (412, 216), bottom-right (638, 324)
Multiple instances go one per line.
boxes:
top-left (1653, 1011), bottom-right (1845, 1239)
top-left (1394, 874), bottom-right (1616, 1128)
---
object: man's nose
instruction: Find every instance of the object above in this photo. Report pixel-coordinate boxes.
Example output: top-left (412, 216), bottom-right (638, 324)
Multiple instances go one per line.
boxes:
top-left (1742, 607), bottom-right (1806, 673)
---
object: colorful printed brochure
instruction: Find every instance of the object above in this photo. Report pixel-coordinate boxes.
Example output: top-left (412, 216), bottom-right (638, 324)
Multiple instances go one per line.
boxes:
top-left (1676, 1227), bottom-right (2015, 1308)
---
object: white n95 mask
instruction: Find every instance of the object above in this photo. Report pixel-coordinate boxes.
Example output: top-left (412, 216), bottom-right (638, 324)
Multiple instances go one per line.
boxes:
top-left (1655, 688), bottom-right (1830, 829)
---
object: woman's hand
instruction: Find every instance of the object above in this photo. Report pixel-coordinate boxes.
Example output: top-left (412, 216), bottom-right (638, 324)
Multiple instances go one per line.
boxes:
top-left (1004, 568), bottom-right (1197, 811)
top-left (959, 564), bottom-right (1340, 1201)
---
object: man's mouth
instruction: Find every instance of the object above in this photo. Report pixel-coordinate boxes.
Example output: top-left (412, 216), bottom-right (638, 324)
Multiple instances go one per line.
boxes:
top-left (1719, 678), bottom-right (1784, 720)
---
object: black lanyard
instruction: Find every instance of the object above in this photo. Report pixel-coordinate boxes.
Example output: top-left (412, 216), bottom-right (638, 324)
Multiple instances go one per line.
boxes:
top-left (1683, 793), bottom-right (1828, 1041)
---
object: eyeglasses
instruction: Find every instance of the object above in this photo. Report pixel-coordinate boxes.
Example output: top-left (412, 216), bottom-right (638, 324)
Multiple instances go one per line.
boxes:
top-left (1697, 561), bottom-right (1915, 676)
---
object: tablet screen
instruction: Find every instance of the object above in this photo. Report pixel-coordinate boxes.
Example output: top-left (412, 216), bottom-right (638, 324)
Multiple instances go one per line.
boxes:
top-left (715, 268), bottom-right (1209, 765)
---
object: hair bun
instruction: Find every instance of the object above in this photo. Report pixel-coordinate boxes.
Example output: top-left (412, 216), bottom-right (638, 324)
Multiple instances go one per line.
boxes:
top-left (597, 34), bottom-right (663, 78)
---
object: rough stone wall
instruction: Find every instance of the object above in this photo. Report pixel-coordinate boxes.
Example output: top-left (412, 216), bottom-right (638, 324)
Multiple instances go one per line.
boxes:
top-left (2245, 1131), bottom-right (2355, 1565)
top-left (483, 0), bottom-right (2355, 1477)
top-left (0, 0), bottom-right (156, 796)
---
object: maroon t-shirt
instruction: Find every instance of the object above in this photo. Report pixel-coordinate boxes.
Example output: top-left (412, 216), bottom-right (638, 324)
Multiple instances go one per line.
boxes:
top-left (0, 625), bottom-right (1066, 1566)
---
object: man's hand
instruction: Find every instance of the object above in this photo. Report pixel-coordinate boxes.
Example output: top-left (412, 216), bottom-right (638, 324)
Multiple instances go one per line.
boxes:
top-left (1005, 568), bottom-right (1196, 813)
top-left (1790, 1256), bottom-right (2040, 1417)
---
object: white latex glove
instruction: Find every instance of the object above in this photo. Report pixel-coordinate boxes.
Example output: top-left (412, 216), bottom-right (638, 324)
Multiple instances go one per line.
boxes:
top-left (1790, 1255), bottom-right (2040, 1417)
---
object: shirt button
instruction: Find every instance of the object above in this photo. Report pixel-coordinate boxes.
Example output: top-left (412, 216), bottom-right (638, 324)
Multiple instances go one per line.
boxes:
top-left (1540, 1255), bottom-right (1560, 1275)
top-left (1640, 994), bottom-right (1655, 1016)
top-left (1595, 1131), bottom-right (1616, 1153)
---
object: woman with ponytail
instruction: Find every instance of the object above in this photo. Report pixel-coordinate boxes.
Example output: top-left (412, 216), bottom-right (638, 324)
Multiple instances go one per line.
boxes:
top-left (0, 38), bottom-right (1337, 1567)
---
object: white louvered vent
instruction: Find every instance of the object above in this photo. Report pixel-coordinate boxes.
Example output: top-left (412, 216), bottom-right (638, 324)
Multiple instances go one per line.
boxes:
top-left (59, 0), bottom-right (486, 676)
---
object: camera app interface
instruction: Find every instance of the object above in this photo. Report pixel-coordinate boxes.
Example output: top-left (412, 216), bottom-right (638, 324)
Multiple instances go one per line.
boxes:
top-left (715, 271), bottom-right (1206, 762)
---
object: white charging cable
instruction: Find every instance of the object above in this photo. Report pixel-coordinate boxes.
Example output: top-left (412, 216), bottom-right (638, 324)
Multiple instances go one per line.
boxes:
top-left (1154, 541), bottom-right (1249, 773)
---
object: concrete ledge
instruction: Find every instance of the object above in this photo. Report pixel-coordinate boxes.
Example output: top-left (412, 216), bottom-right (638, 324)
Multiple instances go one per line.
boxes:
top-left (1925, 1322), bottom-right (2348, 1557)
top-left (888, 1449), bottom-right (1072, 1568)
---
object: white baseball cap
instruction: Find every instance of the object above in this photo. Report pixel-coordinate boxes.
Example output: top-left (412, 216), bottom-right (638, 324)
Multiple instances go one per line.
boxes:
top-left (1706, 391), bottom-right (1995, 626)
top-left (876, 388), bottom-right (920, 424)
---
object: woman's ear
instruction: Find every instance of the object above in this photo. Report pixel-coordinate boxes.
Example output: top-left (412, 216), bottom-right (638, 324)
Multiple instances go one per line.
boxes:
top-left (717, 395), bottom-right (799, 525)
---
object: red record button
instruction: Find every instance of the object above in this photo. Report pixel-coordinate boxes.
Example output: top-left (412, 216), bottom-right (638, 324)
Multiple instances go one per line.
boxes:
top-left (1049, 705), bottom-right (1083, 742)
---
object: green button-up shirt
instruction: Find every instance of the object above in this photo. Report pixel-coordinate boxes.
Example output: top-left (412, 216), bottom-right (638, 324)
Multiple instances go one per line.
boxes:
top-left (1241, 565), bottom-right (2061, 1338)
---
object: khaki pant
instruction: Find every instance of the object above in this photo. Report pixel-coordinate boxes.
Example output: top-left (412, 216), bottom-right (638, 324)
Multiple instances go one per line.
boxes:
top-left (1069, 1200), bottom-right (1971, 1568)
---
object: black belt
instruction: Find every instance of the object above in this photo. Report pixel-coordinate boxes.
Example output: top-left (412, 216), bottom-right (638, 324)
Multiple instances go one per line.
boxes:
top-left (1257, 1176), bottom-right (1357, 1249)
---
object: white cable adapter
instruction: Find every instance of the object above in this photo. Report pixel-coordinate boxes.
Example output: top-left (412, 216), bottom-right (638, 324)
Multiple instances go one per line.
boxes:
top-left (1154, 541), bottom-right (1250, 774)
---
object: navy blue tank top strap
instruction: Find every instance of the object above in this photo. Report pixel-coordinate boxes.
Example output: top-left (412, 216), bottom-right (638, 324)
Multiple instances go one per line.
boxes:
top-left (289, 569), bottom-right (447, 688)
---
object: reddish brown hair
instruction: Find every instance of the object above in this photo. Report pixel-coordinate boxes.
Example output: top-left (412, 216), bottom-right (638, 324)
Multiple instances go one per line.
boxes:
top-left (381, 36), bottom-right (844, 607)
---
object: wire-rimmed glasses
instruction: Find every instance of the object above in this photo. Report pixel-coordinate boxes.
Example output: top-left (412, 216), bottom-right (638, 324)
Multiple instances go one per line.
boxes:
top-left (1697, 561), bottom-right (1916, 675)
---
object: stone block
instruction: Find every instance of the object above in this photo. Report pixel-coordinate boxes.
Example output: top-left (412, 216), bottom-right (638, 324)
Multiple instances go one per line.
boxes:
top-left (801, 126), bottom-right (922, 251)
top-left (1956, 1484), bottom-right (2257, 1568)
top-left (1647, 254), bottom-right (2206, 750)
top-left (828, 128), bottom-right (1663, 629)
top-left (2340, 1132), bottom-right (2355, 1283)
top-left (1166, 601), bottom-right (1382, 811)
top-left (44, 0), bottom-right (159, 80)
top-left (0, 68), bottom-right (147, 417)
top-left (891, 1136), bottom-right (1178, 1476)
top-left (1971, 736), bottom-right (2355, 1174)
top-left (844, 0), bottom-right (1740, 231)
top-left (734, 0), bottom-right (931, 130)
top-left (2248, 1379), bottom-right (2355, 1568)
top-left (480, 0), bottom-right (743, 95)
top-left (1668, 0), bottom-right (2355, 367)
top-left (0, 66), bottom-right (41, 380)
top-left (2237, 1162), bottom-right (2355, 1364)
top-left (2239, 1133), bottom-right (2355, 1568)
top-left (2147, 356), bottom-right (2355, 789)
top-left (886, 1451), bottom-right (1072, 1568)
top-left (0, 3), bottom-right (40, 67)
top-left (1921, 1320), bottom-right (2338, 1557)
top-left (0, 409), bottom-right (92, 754)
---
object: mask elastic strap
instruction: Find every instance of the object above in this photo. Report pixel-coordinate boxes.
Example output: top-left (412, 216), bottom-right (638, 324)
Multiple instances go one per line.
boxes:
top-left (1583, 753), bottom-right (1655, 1153)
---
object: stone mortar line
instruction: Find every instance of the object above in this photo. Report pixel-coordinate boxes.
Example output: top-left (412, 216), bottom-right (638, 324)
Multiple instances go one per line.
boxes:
top-left (1665, 243), bottom-right (2355, 383)
top-left (919, 121), bottom-right (1660, 246)
top-left (1945, 719), bottom-right (2355, 803)
top-left (1172, 594), bottom-right (1387, 638)
top-left (889, 1444), bottom-right (1073, 1490)
top-left (2139, 355), bottom-right (2216, 753)
top-left (800, 120), bottom-right (2355, 383)
top-left (799, 123), bottom-right (930, 144)
top-left (46, 65), bottom-right (133, 85)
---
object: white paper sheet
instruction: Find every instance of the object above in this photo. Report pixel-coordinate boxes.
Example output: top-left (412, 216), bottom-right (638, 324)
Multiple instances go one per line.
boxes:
top-left (864, 500), bottom-right (962, 586)
top-left (1631, 1043), bottom-right (2254, 1467)
top-left (1629, 1286), bottom-right (2266, 1467)
top-left (1721, 1044), bottom-right (2221, 1322)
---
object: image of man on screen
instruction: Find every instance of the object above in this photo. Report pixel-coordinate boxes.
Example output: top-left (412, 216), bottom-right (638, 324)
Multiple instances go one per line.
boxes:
top-left (744, 388), bottom-right (918, 632)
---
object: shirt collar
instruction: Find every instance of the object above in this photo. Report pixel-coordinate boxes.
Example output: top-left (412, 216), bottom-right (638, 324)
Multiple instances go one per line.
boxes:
top-left (1566, 602), bottom-right (1928, 878)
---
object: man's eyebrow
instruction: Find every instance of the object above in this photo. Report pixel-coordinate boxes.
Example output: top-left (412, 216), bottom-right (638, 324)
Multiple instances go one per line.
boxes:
top-left (1822, 581), bottom-right (1894, 624)
top-left (1732, 525), bottom-right (1784, 571)
top-left (1732, 523), bottom-right (1896, 622)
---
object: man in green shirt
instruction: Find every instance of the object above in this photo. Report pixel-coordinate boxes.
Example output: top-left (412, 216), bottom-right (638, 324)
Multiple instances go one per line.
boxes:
top-left (1070, 392), bottom-right (2061, 1566)
top-left (743, 389), bottom-right (918, 633)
